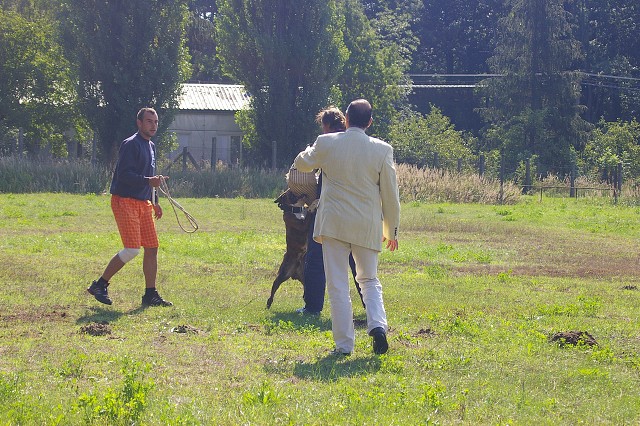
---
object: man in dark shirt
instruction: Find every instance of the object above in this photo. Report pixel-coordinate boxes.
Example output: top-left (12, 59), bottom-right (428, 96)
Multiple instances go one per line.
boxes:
top-left (87, 107), bottom-right (172, 307)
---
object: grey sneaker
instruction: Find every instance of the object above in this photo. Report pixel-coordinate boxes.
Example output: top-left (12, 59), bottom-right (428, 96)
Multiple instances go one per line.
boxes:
top-left (141, 291), bottom-right (173, 307)
top-left (87, 280), bottom-right (112, 305)
top-left (296, 307), bottom-right (320, 316)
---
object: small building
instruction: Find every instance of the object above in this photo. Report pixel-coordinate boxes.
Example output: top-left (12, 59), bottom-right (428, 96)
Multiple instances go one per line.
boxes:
top-left (166, 83), bottom-right (250, 167)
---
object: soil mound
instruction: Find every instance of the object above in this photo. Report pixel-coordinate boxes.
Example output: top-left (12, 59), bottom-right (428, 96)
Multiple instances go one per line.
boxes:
top-left (550, 331), bottom-right (597, 347)
top-left (80, 321), bottom-right (111, 336)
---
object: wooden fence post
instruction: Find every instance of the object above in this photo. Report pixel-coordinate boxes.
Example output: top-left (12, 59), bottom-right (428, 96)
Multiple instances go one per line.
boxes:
top-left (272, 141), bottom-right (277, 171)
top-left (182, 146), bottom-right (188, 172)
top-left (499, 150), bottom-right (505, 204)
top-left (210, 137), bottom-right (216, 169)
top-left (524, 158), bottom-right (531, 194)
top-left (18, 128), bottom-right (24, 157)
top-left (91, 132), bottom-right (97, 166)
top-left (617, 162), bottom-right (623, 192)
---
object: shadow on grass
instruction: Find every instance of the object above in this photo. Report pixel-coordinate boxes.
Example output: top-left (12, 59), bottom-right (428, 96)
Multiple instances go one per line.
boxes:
top-left (268, 311), bottom-right (333, 331)
top-left (293, 354), bottom-right (381, 381)
top-left (76, 306), bottom-right (125, 324)
top-left (76, 304), bottom-right (154, 324)
top-left (266, 311), bottom-right (369, 332)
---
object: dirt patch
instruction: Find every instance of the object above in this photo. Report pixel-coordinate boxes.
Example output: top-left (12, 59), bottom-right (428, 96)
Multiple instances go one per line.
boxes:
top-left (455, 258), bottom-right (638, 280)
top-left (171, 324), bottom-right (202, 334)
top-left (550, 331), bottom-right (598, 347)
top-left (415, 328), bottom-right (436, 337)
top-left (423, 220), bottom-right (639, 280)
top-left (0, 305), bottom-right (70, 323)
top-left (80, 321), bottom-right (112, 336)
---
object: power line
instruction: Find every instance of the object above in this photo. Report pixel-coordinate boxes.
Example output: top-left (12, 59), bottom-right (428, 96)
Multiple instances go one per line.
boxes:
top-left (581, 72), bottom-right (640, 82)
top-left (582, 82), bottom-right (640, 93)
top-left (408, 74), bottom-right (502, 78)
top-left (408, 72), bottom-right (640, 81)
top-left (406, 72), bottom-right (640, 93)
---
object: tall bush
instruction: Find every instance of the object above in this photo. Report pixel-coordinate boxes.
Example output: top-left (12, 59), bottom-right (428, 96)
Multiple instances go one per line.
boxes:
top-left (389, 106), bottom-right (474, 170)
top-left (582, 119), bottom-right (640, 180)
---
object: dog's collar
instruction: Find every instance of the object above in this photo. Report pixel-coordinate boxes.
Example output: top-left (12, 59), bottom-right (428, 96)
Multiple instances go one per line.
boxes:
top-left (277, 203), bottom-right (308, 220)
top-left (279, 204), bottom-right (306, 214)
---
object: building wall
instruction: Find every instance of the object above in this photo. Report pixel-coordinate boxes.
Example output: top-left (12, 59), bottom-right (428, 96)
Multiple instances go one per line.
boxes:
top-left (166, 111), bottom-right (243, 166)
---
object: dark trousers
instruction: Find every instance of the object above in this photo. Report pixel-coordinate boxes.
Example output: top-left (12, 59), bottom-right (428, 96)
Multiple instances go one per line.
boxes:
top-left (303, 214), bottom-right (325, 312)
top-left (303, 213), bottom-right (364, 312)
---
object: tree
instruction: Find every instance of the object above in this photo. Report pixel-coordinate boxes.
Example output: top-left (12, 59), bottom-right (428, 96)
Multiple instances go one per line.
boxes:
top-left (59, 0), bottom-right (191, 164)
top-left (389, 106), bottom-right (474, 169)
top-left (479, 0), bottom-right (589, 176)
top-left (335, 0), bottom-right (409, 141)
top-left (216, 0), bottom-right (348, 167)
top-left (185, 0), bottom-right (228, 83)
top-left (402, 0), bottom-right (505, 139)
top-left (0, 7), bottom-right (81, 156)
top-left (412, 0), bottom-right (505, 74)
top-left (568, 0), bottom-right (640, 123)
top-left (360, 0), bottom-right (422, 70)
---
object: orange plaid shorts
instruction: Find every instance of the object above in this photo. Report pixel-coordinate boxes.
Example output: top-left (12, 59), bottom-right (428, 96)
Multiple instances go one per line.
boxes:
top-left (111, 195), bottom-right (158, 248)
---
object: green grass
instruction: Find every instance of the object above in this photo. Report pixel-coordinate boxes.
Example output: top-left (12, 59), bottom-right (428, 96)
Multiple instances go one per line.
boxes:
top-left (0, 194), bottom-right (639, 425)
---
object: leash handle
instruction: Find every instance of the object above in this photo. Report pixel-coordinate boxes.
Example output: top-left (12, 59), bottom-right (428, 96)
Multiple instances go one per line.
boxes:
top-left (158, 177), bottom-right (199, 233)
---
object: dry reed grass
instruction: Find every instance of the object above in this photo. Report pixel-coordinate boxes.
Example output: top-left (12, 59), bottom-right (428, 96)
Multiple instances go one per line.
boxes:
top-left (533, 174), bottom-right (615, 197)
top-left (4, 156), bottom-right (638, 205)
top-left (395, 163), bottom-right (521, 204)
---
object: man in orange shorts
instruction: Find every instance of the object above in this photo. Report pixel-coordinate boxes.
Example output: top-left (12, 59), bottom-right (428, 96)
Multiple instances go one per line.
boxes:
top-left (88, 107), bottom-right (172, 307)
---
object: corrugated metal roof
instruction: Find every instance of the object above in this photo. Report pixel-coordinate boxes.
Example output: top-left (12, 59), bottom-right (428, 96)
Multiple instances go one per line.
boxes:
top-left (178, 84), bottom-right (250, 111)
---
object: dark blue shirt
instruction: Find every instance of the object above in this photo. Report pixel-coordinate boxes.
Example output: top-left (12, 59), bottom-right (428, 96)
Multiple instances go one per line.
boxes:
top-left (110, 132), bottom-right (156, 201)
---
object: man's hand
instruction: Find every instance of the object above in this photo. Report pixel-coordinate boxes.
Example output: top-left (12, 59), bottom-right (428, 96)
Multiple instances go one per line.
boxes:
top-left (147, 175), bottom-right (168, 187)
top-left (383, 238), bottom-right (398, 252)
top-left (153, 204), bottom-right (163, 220)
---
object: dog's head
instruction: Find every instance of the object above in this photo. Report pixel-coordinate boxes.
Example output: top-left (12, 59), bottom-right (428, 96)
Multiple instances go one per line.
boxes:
top-left (275, 189), bottom-right (302, 208)
top-left (275, 189), bottom-right (312, 220)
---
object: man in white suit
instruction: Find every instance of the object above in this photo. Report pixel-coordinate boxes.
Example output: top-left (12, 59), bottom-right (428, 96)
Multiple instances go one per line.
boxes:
top-left (294, 99), bottom-right (400, 355)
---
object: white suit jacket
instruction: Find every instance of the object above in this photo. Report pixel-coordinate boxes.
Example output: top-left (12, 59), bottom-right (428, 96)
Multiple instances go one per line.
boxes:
top-left (294, 127), bottom-right (400, 252)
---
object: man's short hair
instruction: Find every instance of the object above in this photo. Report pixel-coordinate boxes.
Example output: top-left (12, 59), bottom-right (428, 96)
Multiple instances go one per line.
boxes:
top-left (137, 107), bottom-right (157, 121)
top-left (346, 99), bottom-right (372, 128)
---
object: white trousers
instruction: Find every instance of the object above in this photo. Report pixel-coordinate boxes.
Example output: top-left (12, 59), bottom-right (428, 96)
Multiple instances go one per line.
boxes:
top-left (322, 236), bottom-right (388, 353)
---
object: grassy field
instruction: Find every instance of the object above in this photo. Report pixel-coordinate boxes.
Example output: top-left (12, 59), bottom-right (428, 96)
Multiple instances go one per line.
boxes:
top-left (0, 193), bottom-right (639, 425)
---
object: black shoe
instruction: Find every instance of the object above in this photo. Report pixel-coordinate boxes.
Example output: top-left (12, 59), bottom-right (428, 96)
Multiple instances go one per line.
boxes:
top-left (370, 327), bottom-right (388, 355)
top-left (296, 307), bottom-right (320, 316)
top-left (87, 280), bottom-right (112, 305)
top-left (141, 291), bottom-right (173, 307)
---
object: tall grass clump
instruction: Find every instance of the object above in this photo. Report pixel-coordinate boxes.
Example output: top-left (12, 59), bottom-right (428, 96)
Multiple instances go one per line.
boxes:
top-left (0, 157), bottom-right (111, 194)
top-left (534, 174), bottom-right (614, 198)
top-left (160, 165), bottom-right (286, 198)
top-left (8, 156), bottom-right (635, 204)
top-left (618, 178), bottom-right (640, 206)
top-left (0, 157), bottom-right (287, 198)
top-left (396, 163), bottom-right (521, 204)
